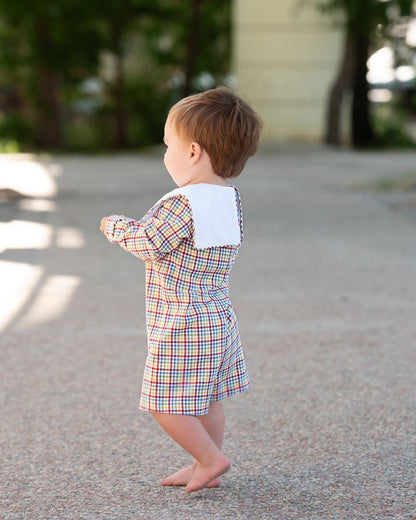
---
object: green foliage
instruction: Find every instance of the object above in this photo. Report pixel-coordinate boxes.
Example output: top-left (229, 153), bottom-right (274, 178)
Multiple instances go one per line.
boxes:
top-left (0, 112), bottom-right (34, 144)
top-left (0, 138), bottom-right (19, 153)
top-left (303, 0), bottom-right (413, 35)
top-left (0, 0), bottom-right (232, 151)
top-left (371, 103), bottom-right (416, 148)
top-left (302, 0), bottom-right (415, 147)
top-left (0, 1), bottom-right (101, 76)
top-left (139, 0), bottom-right (231, 95)
top-left (124, 75), bottom-right (172, 144)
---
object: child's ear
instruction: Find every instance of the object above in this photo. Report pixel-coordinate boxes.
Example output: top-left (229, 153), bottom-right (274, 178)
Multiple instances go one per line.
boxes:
top-left (188, 141), bottom-right (202, 164)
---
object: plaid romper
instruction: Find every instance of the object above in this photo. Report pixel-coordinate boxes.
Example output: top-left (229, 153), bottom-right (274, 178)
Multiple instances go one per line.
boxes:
top-left (104, 184), bottom-right (251, 415)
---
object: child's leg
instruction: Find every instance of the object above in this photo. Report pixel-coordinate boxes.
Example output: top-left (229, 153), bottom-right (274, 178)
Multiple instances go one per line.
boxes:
top-left (160, 401), bottom-right (225, 487)
top-left (198, 401), bottom-right (225, 450)
top-left (152, 404), bottom-right (229, 493)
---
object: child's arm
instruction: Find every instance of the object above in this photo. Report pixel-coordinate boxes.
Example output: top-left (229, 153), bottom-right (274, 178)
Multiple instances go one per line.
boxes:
top-left (100, 196), bottom-right (192, 261)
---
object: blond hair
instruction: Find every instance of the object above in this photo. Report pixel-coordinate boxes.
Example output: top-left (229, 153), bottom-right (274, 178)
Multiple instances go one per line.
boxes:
top-left (168, 87), bottom-right (263, 178)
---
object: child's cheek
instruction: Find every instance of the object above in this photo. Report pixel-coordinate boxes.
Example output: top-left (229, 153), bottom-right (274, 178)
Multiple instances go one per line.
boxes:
top-left (164, 153), bottom-right (170, 171)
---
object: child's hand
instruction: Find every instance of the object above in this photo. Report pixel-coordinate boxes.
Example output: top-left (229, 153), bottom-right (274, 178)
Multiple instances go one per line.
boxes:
top-left (100, 217), bottom-right (109, 234)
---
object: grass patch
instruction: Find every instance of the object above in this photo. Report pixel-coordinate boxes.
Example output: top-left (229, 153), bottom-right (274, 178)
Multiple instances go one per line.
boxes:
top-left (356, 171), bottom-right (416, 193)
top-left (0, 139), bottom-right (20, 153)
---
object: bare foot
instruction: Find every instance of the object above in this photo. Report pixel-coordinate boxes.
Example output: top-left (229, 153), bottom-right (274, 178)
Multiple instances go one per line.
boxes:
top-left (161, 463), bottom-right (221, 487)
top-left (185, 455), bottom-right (230, 493)
top-left (161, 465), bottom-right (193, 486)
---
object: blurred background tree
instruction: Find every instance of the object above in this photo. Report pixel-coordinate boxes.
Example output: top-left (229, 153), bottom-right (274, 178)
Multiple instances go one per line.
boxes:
top-left (3, 0), bottom-right (412, 151)
top-left (0, 1), bottom-right (101, 149)
top-left (304, 0), bottom-right (415, 147)
top-left (0, 0), bottom-right (231, 151)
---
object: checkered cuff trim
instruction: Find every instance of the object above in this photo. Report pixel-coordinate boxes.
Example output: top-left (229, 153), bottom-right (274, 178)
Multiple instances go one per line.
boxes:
top-left (104, 215), bottom-right (131, 243)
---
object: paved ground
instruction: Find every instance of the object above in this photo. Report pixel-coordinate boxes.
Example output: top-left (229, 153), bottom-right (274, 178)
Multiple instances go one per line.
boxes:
top-left (1, 146), bottom-right (415, 519)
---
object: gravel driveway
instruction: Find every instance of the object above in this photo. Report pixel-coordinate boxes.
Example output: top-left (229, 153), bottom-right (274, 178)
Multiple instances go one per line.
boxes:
top-left (1, 146), bottom-right (415, 519)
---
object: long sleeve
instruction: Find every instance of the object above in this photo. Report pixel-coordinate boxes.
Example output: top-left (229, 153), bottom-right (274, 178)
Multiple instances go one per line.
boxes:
top-left (103, 195), bottom-right (192, 262)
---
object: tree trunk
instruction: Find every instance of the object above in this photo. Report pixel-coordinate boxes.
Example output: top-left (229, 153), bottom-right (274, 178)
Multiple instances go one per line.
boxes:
top-left (325, 33), bottom-right (356, 145)
top-left (183, 0), bottom-right (204, 97)
top-left (34, 16), bottom-right (63, 149)
top-left (111, 22), bottom-right (129, 149)
top-left (351, 34), bottom-right (375, 148)
top-left (113, 52), bottom-right (128, 148)
top-left (37, 68), bottom-right (63, 149)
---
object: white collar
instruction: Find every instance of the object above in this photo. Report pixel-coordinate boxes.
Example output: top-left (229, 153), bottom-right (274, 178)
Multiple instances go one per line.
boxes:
top-left (161, 184), bottom-right (241, 249)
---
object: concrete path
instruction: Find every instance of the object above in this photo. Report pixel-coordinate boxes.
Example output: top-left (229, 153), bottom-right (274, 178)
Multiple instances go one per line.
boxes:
top-left (1, 146), bottom-right (415, 519)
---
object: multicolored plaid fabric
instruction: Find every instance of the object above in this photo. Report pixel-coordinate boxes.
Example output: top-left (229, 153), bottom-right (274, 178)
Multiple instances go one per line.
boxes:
top-left (104, 186), bottom-right (250, 415)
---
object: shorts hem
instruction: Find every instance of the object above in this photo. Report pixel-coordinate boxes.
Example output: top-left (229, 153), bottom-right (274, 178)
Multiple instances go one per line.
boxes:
top-left (139, 382), bottom-right (251, 416)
